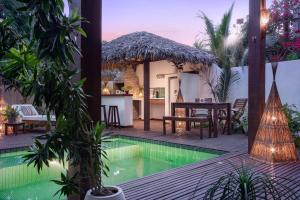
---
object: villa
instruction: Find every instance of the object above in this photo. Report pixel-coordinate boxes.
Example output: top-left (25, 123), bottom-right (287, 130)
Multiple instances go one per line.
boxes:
top-left (0, 0), bottom-right (300, 200)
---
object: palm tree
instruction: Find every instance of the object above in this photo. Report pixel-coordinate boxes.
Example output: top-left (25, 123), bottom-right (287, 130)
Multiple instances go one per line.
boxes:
top-left (197, 4), bottom-right (233, 68)
top-left (195, 4), bottom-right (240, 102)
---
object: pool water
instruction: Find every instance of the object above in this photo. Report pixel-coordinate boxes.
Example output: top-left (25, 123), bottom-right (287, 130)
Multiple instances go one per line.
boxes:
top-left (0, 136), bottom-right (222, 200)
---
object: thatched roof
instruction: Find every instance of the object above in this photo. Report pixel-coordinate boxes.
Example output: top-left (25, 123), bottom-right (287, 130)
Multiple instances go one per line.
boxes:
top-left (102, 31), bottom-right (215, 69)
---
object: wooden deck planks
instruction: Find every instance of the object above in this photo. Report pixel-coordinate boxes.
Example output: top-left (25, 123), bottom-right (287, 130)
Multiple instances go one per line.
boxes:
top-left (119, 153), bottom-right (300, 200)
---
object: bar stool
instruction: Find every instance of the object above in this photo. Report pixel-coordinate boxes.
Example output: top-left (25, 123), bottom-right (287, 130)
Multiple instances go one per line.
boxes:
top-left (101, 105), bottom-right (108, 127)
top-left (108, 105), bottom-right (121, 128)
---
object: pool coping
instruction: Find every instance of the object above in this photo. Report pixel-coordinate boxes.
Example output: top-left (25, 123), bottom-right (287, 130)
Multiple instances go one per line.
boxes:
top-left (0, 135), bottom-right (227, 155)
top-left (114, 135), bottom-right (227, 155)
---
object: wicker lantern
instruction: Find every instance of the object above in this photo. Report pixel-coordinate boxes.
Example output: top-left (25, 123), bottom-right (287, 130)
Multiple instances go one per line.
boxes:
top-left (250, 62), bottom-right (298, 163)
top-left (175, 68), bottom-right (186, 135)
top-left (0, 88), bottom-right (6, 135)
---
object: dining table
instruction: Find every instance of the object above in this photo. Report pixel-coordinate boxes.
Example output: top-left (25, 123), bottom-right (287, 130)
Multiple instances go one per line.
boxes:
top-left (171, 102), bottom-right (231, 137)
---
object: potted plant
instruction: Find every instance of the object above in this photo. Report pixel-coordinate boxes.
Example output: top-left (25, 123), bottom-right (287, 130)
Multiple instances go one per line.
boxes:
top-left (2, 105), bottom-right (19, 123)
top-left (121, 85), bottom-right (132, 95)
top-left (84, 123), bottom-right (126, 200)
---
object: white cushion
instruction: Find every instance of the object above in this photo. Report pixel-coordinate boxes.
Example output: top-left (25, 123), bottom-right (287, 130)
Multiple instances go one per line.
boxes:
top-left (12, 104), bottom-right (56, 122)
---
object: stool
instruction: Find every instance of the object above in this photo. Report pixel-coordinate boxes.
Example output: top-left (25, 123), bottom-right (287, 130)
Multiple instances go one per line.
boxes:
top-left (108, 105), bottom-right (120, 128)
top-left (101, 105), bottom-right (108, 127)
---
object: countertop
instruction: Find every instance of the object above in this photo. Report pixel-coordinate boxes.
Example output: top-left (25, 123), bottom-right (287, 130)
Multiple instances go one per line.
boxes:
top-left (102, 94), bottom-right (133, 97)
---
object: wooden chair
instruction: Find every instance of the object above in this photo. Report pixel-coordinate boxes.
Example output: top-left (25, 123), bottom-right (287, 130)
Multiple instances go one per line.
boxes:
top-left (219, 98), bottom-right (248, 134)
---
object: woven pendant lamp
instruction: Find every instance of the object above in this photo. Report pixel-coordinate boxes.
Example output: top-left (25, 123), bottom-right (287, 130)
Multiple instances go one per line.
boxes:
top-left (175, 75), bottom-right (186, 135)
top-left (250, 62), bottom-right (298, 163)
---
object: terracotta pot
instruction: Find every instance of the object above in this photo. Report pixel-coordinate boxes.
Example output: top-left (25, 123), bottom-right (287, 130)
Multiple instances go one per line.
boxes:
top-left (84, 186), bottom-right (126, 200)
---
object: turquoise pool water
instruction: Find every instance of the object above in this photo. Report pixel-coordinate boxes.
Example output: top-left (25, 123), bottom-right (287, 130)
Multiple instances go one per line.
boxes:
top-left (0, 136), bottom-right (222, 200)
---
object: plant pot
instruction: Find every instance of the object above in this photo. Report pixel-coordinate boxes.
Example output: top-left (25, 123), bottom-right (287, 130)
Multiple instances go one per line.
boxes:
top-left (84, 186), bottom-right (126, 200)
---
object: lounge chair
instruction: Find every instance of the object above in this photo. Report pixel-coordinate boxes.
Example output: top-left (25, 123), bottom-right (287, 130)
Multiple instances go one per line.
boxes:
top-left (12, 104), bottom-right (56, 131)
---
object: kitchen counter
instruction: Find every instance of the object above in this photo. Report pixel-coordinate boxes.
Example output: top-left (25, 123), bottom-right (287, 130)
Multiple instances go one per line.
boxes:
top-left (101, 95), bottom-right (133, 126)
top-left (102, 94), bottom-right (133, 97)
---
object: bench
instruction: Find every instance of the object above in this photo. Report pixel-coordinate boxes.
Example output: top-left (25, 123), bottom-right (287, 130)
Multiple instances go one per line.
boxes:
top-left (163, 116), bottom-right (212, 139)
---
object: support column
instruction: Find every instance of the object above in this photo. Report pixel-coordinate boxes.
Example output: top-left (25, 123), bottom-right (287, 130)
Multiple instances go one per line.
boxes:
top-left (248, 0), bottom-right (266, 153)
top-left (81, 0), bottom-right (102, 123)
top-left (144, 61), bottom-right (150, 131)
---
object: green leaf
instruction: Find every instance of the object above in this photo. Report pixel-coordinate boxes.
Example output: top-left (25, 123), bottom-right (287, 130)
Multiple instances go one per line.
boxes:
top-left (76, 27), bottom-right (87, 38)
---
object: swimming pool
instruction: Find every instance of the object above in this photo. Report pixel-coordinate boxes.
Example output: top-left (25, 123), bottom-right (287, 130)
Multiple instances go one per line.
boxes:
top-left (0, 136), bottom-right (222, 200)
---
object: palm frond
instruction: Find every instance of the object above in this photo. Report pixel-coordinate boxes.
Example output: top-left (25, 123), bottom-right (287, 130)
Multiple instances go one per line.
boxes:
top-left (215, 66), bottom-right (240, 102)
top-left (216, 3), bottom-right (234, 39)
top-left (200, 12), bottom-right (218, 52)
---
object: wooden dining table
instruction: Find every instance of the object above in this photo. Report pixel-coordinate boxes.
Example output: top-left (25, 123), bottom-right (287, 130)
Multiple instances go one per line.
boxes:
top-left (171, 102), bottom-right (231, 137)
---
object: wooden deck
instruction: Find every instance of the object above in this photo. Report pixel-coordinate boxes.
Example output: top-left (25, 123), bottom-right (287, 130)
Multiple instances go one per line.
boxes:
top-left (1, 120), bottom-right (300, 199)
top-left (119, 152), bottom-right (300, 200)
top-left (114, 120), bottom-right (300, 200)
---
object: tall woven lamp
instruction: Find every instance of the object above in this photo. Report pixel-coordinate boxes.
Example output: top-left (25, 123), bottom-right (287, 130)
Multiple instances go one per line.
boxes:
top-left (0, 87), bottom-right (6, 135)
top-left (250, 62), bottom-right (298, 163)
top-left (175, 66), bottom-right (186, 135)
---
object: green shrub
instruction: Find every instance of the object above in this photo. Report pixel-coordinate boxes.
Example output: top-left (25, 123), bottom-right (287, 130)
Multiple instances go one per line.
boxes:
top-left (2, 105), bottom-right (19, 122)
top-left (286, 52), bottom-right (299, 61)
top-left (283, 104), bottom-right (300, 135)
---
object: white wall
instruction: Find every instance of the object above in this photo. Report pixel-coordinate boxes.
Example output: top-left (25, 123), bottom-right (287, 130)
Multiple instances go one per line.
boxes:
top-left (135, 60), bottom-right (201, 117)
top-left (232, 60), bottom-right (300, 109)
top-left (181, 73), bottom-right (200, 102)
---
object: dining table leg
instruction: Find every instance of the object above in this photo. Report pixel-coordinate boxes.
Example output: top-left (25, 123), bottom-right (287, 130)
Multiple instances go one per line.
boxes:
top-left (227, 104), bottom-right (231, 135)
top-left (213, 108), bottom-right (218, 137)
top-left (185, 108), bottom-right (190, 131)
top-left (171, 103), bottom-right (175, 133)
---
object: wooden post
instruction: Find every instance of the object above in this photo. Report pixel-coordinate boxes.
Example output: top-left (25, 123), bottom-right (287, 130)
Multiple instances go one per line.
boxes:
top-left (248, 0), bottom-right (266, 153)
top-left (81, 0), bottom-right (102, 123)
top-left (144, 61), bottom-right (150, 131)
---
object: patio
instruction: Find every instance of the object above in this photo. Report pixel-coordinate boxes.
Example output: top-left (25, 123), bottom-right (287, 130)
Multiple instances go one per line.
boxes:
top-left (1, 127), bottom-right (300, 199)
top-left (1, 0), bottom-right (300, 199)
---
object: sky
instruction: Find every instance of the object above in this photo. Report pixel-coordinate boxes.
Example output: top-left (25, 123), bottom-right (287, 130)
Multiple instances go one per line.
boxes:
top-left (103, 0), bottom-right (272, 46)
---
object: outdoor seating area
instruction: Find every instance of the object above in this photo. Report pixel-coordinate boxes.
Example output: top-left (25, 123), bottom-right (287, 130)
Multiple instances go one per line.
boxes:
top-left (1, 0), bottom-right (300, 200)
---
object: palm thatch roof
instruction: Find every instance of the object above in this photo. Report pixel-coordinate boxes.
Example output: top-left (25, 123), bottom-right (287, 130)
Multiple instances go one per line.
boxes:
top-left (102, 31), bottom-right (215, 69)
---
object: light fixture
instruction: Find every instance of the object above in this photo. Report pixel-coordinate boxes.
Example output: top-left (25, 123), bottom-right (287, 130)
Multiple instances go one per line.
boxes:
top-left (250, 62), bottom-right (298, 163)
top-left (175, 78), bottom-right (185, 135)
top-left (260, 8), bottom-right (270, 31)
top-left (102, 81), bottom-right (110, 95)
top-left (0, 88), bottom-right (5, 135)
top-left (102, 87), bottom-right (110, 95)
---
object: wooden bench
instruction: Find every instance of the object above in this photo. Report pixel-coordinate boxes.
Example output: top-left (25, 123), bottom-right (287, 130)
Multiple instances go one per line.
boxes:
top-left (163, 116), bottom-right (212, 139)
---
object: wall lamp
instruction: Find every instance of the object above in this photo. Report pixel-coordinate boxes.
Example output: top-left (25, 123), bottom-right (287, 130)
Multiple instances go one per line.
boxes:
top-left (260, 8), bottom-right (270, 32)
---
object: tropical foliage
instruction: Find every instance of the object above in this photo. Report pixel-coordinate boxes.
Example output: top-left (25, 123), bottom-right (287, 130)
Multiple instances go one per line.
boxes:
top-left (2, 105), bottom-right (19, 122)
top-left (283, 104), bottom-right (300, 135)
top-left (202, 164), bottom-right (300, 200)
top-left (267, 0), bottom-right (300, 60)
top-left (195, 4), bottom-right (241, 102)
top-left (0, 0), bottom-right (108, 198)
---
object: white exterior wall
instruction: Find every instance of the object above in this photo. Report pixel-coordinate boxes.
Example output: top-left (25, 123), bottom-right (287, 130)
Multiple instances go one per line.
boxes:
top-left (230, 60), bottom-right (300, 109)
top-left (135, 60), bottom-right (198, 117)
top-left (135, 59), bottom-right (300, 118)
